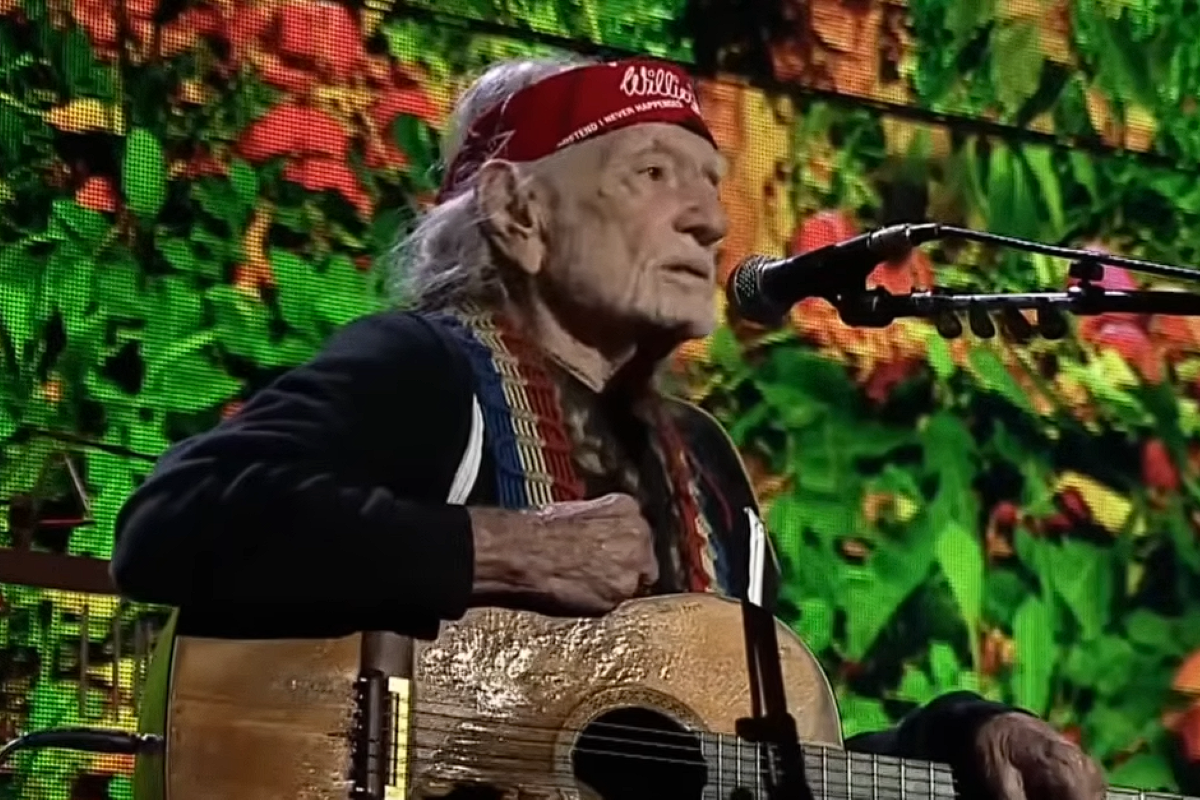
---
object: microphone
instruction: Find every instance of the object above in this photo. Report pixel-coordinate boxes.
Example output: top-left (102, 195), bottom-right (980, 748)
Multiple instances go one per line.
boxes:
top-left (726, 222), bottom-right (942, 325)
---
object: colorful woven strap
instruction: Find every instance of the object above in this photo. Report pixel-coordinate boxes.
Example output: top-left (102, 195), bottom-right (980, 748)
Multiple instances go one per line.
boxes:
top-left (433, 309), bottom-right (584, 507)
top-left (652, 405), bottom-right (718, 593)
top-left (431, 308), bottom-right (726, 595)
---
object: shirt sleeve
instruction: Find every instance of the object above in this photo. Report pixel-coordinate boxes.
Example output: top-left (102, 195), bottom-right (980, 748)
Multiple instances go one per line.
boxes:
top-left (110, 312), bottom-right (479, 638)
top-left (845, 691), bottom-right (1024, 792)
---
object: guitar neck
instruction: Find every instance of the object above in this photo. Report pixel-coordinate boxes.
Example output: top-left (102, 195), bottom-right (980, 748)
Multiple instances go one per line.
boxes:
top-left (1109, 786), bottom-right (1196, 800)
top-left (787, 743), bottom-right (954, 800)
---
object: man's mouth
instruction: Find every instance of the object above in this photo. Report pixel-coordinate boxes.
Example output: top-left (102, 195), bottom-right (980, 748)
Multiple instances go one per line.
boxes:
top-left (664, 262), bottom-right (712, 281)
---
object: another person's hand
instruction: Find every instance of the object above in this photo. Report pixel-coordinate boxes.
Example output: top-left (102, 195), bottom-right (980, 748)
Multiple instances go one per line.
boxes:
top-left (974, 712), bottom-right (1106, 800)
top-left (469, 493), bottom-right (658, 616)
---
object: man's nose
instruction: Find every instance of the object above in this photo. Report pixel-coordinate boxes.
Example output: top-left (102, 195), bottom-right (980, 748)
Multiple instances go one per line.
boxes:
top-left (675, 181), bottom-right (728, 248)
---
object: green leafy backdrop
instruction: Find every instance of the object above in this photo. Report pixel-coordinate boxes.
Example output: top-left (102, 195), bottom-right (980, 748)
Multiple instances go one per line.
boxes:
top-left (2, 1), bottom-right (1200, 798)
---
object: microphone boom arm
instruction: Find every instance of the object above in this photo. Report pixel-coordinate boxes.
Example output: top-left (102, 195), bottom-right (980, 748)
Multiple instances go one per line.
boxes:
top-left (833, 285), bottom-right (1200, 330)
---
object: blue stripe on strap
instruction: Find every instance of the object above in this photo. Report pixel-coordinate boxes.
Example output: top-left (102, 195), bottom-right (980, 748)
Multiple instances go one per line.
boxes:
top-left (429, 313), bottom-right (529, 509)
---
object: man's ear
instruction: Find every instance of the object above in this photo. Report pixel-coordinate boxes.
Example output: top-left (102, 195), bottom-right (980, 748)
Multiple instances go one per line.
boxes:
top-left (476, 160), bottom-right (548, 277)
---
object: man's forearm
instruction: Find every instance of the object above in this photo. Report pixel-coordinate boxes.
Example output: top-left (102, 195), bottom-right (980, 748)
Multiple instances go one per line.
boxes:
top-left (112, 457), bottom-right (476, 630)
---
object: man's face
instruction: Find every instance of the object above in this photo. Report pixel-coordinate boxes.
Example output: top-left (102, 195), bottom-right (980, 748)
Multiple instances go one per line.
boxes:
top-left (534, 123), bottom-right (728, 344)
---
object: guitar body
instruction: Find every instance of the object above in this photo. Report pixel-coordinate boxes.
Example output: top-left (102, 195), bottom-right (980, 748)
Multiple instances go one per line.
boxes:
top-left (134, 594), bottom-right (844, 800)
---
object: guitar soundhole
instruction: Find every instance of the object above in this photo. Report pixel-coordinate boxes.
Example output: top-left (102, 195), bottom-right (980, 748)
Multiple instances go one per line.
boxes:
top-left (571, 707), bottom-right (707, 800)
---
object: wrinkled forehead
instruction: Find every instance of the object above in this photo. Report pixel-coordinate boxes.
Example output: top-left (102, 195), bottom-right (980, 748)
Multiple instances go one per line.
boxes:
top-left (589, 123), bottom-right (727, 179)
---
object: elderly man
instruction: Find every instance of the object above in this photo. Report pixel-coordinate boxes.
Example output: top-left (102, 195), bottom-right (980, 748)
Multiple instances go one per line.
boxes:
top-left (112, 56), bottom-right (1105, 800)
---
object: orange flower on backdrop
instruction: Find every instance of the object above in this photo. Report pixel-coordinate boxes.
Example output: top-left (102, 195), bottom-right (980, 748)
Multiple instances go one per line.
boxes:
top-left (229, 0), bottom-right (366, 93)
top-left (696, 79), bottom-right (753, 287)
top-left (174, 147), bottom-right (228, 179)
top-left (696, 78), bottom-right (796, 286)
top-left (237, 102), bottom-right (370, 216)
top-left (769, 0), bottom-right (910, 105)
top-left (234, 207), bottom-right (275, 294)
top-left (787, 210), bottom-right (934, 403)
top-left (71, 0), bottom-right (220, 60)
top-left (677, 78), bottom-right (795, 371)
top-left (1167, 651), bottom-right (1200, 761)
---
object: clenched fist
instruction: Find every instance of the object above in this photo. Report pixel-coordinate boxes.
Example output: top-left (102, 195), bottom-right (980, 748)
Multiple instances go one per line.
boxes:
top-left (469, 493), bottom-right (659, 616)
top-left (974, 713), bottom-right (1106, 800)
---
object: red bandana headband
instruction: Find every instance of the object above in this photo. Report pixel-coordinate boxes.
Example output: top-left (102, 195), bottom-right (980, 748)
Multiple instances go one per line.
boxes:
top-left (438, 59), bottom-right (715, 201)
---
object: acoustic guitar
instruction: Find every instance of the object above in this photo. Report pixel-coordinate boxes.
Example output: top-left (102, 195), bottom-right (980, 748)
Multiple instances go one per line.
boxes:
top-left (130, 593), bottom-right (1176, 800)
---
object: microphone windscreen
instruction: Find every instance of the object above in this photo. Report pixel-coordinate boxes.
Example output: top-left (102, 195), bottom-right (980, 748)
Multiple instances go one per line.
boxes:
top-left (727, 255), bottom-right (783, 326)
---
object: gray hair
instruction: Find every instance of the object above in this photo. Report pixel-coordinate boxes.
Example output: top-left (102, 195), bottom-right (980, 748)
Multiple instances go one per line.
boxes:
top-left (389, 55), bottom-right (594, 310)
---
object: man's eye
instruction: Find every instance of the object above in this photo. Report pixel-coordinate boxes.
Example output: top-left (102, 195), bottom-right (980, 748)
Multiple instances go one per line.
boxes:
top-left (641, 165), bottom-right (666, 181)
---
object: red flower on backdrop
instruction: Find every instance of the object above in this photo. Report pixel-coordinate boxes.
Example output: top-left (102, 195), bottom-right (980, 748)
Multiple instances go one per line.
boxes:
top-left (1055, 486), bottom-right (1092, 522)
top-left (985, 500), bottom-right (1020, 559)
top-left (861, 356), bottom-right (922, 404)
top-left (362, 59), bottom-right (441, 169)
top-left (787, 210), bottom-right (935, 301)
top-left (71, 0), bottom-right (219, 60)
top-left (790, 208), bottom-right (857, 255)
top-left (1170, 705), bottom-right (1200, 762)
top-left (283, 158), bottom-right (370, 217)
top-left (1089, 320), bottom-right (1162, 381)
top-left (229, 0), bottom-right (366, 93)
top-left (1070, 257), bottom-right (1141, 323)
top-left (786, 210), bottom-right (933, 403)
top-left (787, 210), bottom-right (857, 330)
top-left (238, 102), bottom-right (350, 161)
top-left (237, 102), bottom-right (369, 215)
top-left (1143, 438), bottom-right (1181, 493)
top-left (869, 248), bottom-right (935, 294)
top-left (179, 148), bottom-right (228, 179)
top-left (1066, 245), bottom-right (1199, 383)
top-left (76, 176), bottom-right (117, 212)
top-left (787, 210), bottom-right (857, 334)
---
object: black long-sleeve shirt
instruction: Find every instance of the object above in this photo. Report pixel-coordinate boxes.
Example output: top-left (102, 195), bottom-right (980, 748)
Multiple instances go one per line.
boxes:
top-left (112, 310), bottom-right (1017, 777)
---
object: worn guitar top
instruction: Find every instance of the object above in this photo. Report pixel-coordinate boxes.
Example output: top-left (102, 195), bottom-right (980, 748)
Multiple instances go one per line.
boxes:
top-left (111, 310), bottom-right (1017, 779)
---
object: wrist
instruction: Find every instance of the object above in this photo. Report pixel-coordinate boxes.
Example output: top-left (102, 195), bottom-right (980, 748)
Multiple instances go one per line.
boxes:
top-left (467, 506), bottom-right (539, 600)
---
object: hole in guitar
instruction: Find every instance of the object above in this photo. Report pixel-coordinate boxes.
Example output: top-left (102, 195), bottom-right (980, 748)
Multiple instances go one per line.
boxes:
top-left (571, 707), bottom-right (707, 800)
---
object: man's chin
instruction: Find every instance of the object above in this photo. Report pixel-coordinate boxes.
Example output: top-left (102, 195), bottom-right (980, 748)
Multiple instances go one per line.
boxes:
top-left (667, 310), bottom-right (718, 341)
top-left (636, 311), bottom-right (717, 347)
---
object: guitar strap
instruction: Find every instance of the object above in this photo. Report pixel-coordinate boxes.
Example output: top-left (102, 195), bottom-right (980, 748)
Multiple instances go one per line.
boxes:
top-left (740, 514), bottom-right (814, 800)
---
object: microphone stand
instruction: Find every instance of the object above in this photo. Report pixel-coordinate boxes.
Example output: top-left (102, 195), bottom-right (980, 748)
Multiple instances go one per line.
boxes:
top-left (816, 229), bottom-right (1200, 333)
top-left (722, 228), bottom-right (1200, 800)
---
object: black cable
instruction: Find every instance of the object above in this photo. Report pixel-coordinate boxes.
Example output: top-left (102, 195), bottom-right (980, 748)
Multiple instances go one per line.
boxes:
top-left (390, 2), bottom-right (1182, 168)
top-left (935, 224), bottom-right (1200, 284)
top-left (0, 729), bottom-right (164, 768)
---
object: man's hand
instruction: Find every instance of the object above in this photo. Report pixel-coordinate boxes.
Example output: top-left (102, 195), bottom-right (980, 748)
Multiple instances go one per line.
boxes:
top-left (469, 493), bottom-right (658, 616)
top-left (974, 713), bottom-right (1106, 800)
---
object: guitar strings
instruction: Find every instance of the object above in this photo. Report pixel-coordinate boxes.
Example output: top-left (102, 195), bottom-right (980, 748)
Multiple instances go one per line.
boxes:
top-left (396, 743), bottom-right (926, 800)
top-left (405, 696), bottom-right (953, 779)
top-left (375, 702), bottom-right (952, 798)
top-left (397, 740), bottom-right (927, 800)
